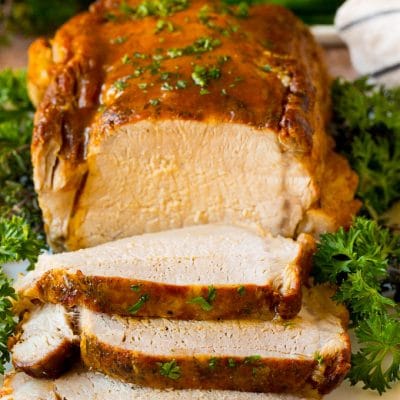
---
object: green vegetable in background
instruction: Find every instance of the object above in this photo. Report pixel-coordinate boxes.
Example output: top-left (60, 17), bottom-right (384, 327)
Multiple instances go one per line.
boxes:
top-left (0, 68), bottom-right (46, 374)
top-left (1, 0), bottom-right (92, 37)
top-left (332, 78), bottom-right (400, 220)
top-left (224, 0), bottom-right (345, 24)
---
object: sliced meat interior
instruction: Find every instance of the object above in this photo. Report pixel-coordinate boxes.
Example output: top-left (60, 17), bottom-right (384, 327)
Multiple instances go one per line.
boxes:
top-left (11, 304), bottom-right (78, 379)
top-left (0, 367), bottom-right (309, 400)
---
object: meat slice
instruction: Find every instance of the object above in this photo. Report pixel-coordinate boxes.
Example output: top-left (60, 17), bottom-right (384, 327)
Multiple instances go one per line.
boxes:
top-left (16, 225), bottom-right (315, 320)
top-left (0, 368), bottom-right (308, 400)
top-left (80, 286), bottom-right (350, 396)
top-left (11, 304), bottom-right (78, 379)
top-left (28, 0), bottom-right (360, 252)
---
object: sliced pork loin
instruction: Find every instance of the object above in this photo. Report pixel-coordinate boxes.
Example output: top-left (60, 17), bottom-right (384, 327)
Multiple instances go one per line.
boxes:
top-left (16, 225), bottom-right (315, 320)
top-left (11, 304), bottom-right (78, 379)
top-left (79, 285), bottom-right (349, 396)
top-left (28, 0), bottom-right (360, 252)
top-left (0, 368), bottom-right (309, 400)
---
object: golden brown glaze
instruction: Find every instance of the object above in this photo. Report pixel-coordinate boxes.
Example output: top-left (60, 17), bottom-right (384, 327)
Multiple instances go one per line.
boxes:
top-left (80, 333), bottom-right (350, 395)
top-left (31, 0), bottom-right (328, 155)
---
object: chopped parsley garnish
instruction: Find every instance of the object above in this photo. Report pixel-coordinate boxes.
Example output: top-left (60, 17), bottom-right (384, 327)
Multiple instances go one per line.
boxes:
top-left (228, 358), bottom-right (236, 368)
top-left (244, 355), bottom-right (261, 364)
top-left (175, 79), bottom-right (187, 89)
top-left (133, 67), bottom-right (144, 77)
top-left (209, 357), bottom-right (218, 370)
top-left (113, 78), bottom-right (130, 91)
top-left (155, 19), bottom-right (175, 33)
top-left (158, 359), bottom-right (181, 380)
top-left (161, 82), bottom-right (174, 91)
top-left (314, 352), bottom-right (324, 365)
top-left (110, 36), bottom-right (127, 44)
top-left (188, 285), bottom-right (217, 311)
top-left (237, 285), bottom-right (245, 296)
top-left (137, 82), bottom-right (148, 90)
top-left (134, 52), bottom-right (148, 59)
top-left (149, 98), bottom-right (161, 106)
top-left (119, 0), bottom-right (189, 18)
top-left (261, 64), bottom-right (271, 72)
top-left (191, 64), bottom-right (221, 92)
top-left (121, 54), bottom-right (132, 64)
top-left (130, 284), bottom-right (142, 292)
top-left (128, 293), bottom-right (149, 314)
top-left (167, 36), bottom-right (221, 59)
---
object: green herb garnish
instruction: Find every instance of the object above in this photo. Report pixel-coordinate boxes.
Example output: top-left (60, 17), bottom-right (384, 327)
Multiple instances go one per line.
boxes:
top-left (149, 98), bottom-right (161, 106)
top-left (244, 355), bottom-right (261, 364)
top-left (209, 357), bottom-right (218, 370)
top-left (120, 0), bottom-right (189, 18)
top-left (188, 285), bottom-right (217, 311)
top-left (110, 36), bottom-right (127, 44)
top-left (313, 217), bottom-right (400, 393)
top-left (332, 78), bottom-right (400, 219)
top-left (228, 358), bottom-right (236, 368)
top-left (158, 359), bottom-right (181, 380)
top-left (155, 19), bottom-right (175, 33)
top-left (237, 285), bottom-right (245, 296)
top-left (128, 293), bottom-right (150, 314)
top-left (168, 36), bottom-right (221, 59)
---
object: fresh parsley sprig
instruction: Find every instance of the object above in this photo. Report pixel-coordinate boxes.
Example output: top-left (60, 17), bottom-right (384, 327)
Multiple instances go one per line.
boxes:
top-left (332, 78), bottom-right (400, 219)
top-left (314, 217), bottom-right (400, 393)
top-left (0, 68), bottom-right (46, 375)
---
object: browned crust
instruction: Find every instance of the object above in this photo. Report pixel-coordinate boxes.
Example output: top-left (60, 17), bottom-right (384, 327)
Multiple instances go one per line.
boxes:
top-left (26, 269), bottom-right (297, 320)
top-left (316, 333), bottom-right (351, 394)
top-left (12, 339), bottom-right (79, 380)
top-left (80, 332), bottom-right (349, 395)
top-left (31, 1), bottom-right (327, 158)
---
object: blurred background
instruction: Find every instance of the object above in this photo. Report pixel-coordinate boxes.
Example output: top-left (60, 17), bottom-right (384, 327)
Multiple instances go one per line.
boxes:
top-left (0, 0), bottom-right (344, 39)
top-left (0, 0), bottom-right (353, 77)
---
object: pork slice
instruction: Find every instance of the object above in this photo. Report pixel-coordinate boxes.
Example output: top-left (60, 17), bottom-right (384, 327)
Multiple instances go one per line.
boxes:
top-left (79, 285), bottom-right (350, 396)
top-left (0, 367), bottom-right (310, 399)
top-left (11, 304), bottom-right (78, 379)
top-left (16, 225), bottom-right (315, 320)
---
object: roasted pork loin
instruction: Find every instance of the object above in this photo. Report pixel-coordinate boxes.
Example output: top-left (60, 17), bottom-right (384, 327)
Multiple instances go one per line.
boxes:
top-left (9, 286), bottom-right (350, 395)
top-left (28, 0), bottom-right (360, 251)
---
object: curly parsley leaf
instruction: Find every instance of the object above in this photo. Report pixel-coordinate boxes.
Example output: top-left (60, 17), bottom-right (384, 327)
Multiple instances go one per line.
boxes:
top-left (349, 314), bottom-right (400, 394)
top-left (332, 78), bottom-right (400, 218)
top-left (187, 285), bottom-right (217, 311)
top-left (0, 69), bottom-right (43, 234)
top-left (0, 270), bottom-right (17, 375)
top-left (0, 216), bottom-right (45, 270)
top-left (313, 217), bottom-right (400, 392)
top-left (158, 359), bottom-right (181, 380)
top-left (0, 68), bottom-right (47, 375)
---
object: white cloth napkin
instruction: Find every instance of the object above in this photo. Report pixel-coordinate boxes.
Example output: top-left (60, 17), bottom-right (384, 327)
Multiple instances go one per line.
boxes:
top-left (335, 0), bottom-right (400, 87)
